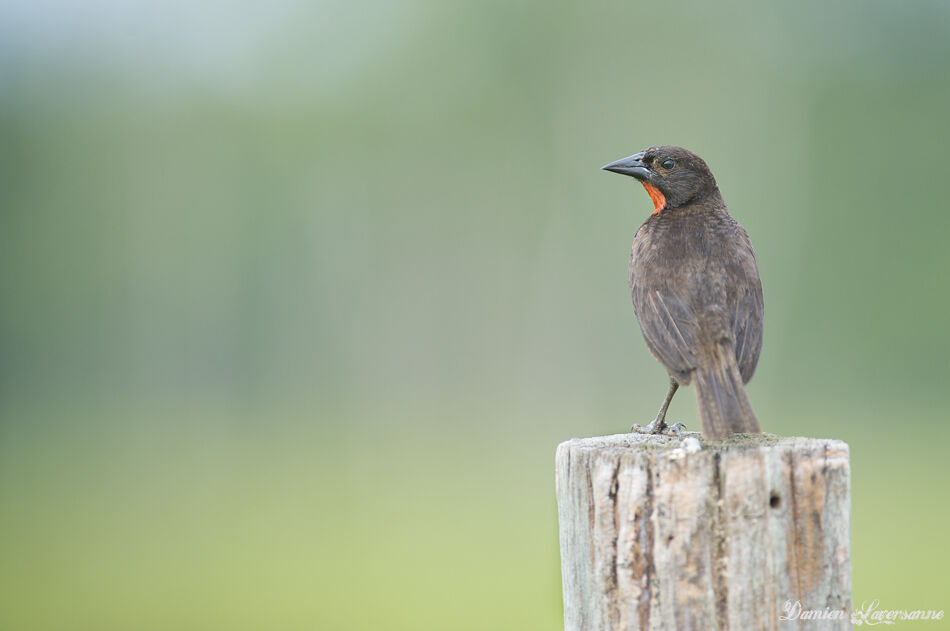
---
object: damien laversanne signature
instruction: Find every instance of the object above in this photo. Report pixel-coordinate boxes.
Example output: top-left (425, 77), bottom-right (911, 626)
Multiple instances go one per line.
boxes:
top-left (780, 599), bottom-right (945, 625)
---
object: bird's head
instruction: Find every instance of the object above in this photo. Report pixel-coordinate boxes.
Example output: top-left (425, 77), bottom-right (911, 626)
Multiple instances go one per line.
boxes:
top-left (602, 145), bottom-right (719, 214)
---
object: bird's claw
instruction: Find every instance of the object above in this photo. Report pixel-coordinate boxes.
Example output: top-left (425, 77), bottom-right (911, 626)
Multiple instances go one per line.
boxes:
top-left (668, 422), bottom-right (687, 436)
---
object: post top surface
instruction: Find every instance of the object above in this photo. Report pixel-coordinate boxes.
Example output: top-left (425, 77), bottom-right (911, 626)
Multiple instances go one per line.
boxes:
top-left (557, 432), bottom-right (849, 456)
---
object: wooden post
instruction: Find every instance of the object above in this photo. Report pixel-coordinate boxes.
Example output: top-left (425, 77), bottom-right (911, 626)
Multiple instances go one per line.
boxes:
top-left (556, 433), bottom-right (852, 630)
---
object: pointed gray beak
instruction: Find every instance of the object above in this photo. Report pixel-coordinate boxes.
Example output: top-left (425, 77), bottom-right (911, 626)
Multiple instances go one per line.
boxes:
top-left (602, 151), bottom-right (652, 180)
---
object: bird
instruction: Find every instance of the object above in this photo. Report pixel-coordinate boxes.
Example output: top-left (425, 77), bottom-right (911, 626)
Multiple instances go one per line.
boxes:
top-left (602, 146), bottom-right (763, 440)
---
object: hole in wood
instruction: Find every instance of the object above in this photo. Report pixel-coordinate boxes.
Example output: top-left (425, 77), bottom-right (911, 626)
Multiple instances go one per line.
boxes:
top-left (769, 492), bottom-right (781, 509)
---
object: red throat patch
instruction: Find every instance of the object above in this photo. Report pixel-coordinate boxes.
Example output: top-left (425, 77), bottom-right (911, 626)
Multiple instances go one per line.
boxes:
top-left (641, 182), bottom-right (666, 215)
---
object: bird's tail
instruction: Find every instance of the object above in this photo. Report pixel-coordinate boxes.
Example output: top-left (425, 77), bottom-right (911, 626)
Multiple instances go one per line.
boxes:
top-left (692, 344), bottom-right (761, 440)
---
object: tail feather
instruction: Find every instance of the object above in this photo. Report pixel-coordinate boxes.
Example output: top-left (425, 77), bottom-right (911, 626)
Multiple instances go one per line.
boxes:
top-left (693, 345), bottom-right (760, 440)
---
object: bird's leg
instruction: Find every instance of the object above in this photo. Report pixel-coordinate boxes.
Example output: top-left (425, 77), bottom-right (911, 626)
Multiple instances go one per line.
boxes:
top-left (632, 377), bottom-right (685, 435)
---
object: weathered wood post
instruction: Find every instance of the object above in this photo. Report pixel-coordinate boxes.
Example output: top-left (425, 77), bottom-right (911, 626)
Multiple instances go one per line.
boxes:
top-left (556, 433), bottom-right (852, 630)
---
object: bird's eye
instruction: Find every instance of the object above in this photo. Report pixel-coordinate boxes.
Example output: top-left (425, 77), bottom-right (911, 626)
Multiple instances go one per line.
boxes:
top-left (661, 158), bottom-right (675, 170)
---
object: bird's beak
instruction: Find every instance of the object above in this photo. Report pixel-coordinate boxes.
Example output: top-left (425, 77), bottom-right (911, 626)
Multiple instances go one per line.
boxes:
top-left (602, 151), bottom-right (652, 180)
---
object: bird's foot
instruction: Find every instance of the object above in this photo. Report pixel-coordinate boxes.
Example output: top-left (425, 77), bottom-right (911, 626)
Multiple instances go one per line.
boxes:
top-left (667, 422), bottom-right (687, 436)
top-left (631, 419), bottom-right (687, 437)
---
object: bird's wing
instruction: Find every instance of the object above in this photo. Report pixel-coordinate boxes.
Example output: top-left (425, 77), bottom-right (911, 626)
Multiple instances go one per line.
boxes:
top-left (731, 281), bottom-right (763, 383)
top-left (730, 227), bottom-right (764, 383)
top-left (632, 283), bottom-right (701, 382)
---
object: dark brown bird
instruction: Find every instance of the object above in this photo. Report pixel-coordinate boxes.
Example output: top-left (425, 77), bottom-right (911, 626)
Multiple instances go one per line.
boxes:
top-left (602, 146), bottom-right (763, 440)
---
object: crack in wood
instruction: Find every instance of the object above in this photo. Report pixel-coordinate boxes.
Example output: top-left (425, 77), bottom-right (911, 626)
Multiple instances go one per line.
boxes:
top-left (711, 452), bottom-right (729, 630)
top-left (640, 457), bottom-right (654, 631)
top-left (608, 457), bottom-right (622, 628)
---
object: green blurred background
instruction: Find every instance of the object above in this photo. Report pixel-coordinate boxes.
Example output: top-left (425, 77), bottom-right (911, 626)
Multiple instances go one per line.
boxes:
top-left (1, 1), bottom-right (948, 629)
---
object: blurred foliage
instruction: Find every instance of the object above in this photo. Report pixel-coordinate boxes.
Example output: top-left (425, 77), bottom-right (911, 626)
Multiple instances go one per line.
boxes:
top-left (1, 1), bottom-right (949, 629)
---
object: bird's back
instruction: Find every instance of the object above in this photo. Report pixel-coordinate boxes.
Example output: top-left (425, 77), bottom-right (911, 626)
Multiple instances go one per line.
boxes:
top-left (629, 206), bottom-right (763, 385)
